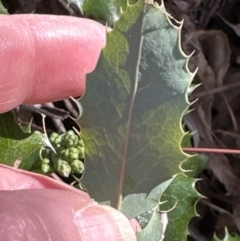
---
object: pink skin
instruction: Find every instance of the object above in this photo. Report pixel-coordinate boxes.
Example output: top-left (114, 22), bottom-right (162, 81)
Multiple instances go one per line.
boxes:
top-left (0, 165), bottom-right (137, 240)
top-left (0, 14), bottom-right (106, 113)
top-left (0, 15), bottom-right (138, 240)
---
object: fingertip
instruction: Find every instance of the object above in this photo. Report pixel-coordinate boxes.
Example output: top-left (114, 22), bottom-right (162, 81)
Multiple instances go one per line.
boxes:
top-left (0, 14), bottom-right (106, 112)
top-left (74, 204), bottom-right (137, 241)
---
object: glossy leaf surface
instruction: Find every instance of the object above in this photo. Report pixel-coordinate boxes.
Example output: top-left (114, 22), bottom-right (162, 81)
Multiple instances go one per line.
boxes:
top-left (159, 174), bottom-right (200, 241)
top-left (0, 112), bottom-right (48, 170)
top-left (79, 0), bottom-right (193, 208)
top-left (67, 0), bottom-right (138, 25)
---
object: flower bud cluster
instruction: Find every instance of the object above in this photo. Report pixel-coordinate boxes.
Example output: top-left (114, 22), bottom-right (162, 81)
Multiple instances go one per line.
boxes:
top-left (38, 130), bottom-right (85, 177)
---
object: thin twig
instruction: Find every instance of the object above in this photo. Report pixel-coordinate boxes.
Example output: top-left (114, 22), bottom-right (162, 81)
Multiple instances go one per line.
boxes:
top-left (51, 173), bottom-right (63, 181)
top-left (199, 0), bottom-right (222, 29)
top-left (200, 199), bottom-right (234, 218)
top-left (44, 103), bottom-right (66, 133)
top-left (215, 129), bottom-right (240, 139)
top-left (57, 0), bottom-right (75, 15)
top-left (183, 147), bottom-right (240, 155)
top-left (189, 81), bottom-right (240, 102)
top-left (63, 99), bottom-right (79, 118)
top-left (20, 104), bottom-right (69, 120)
top-left (221, 93), bottom-right (238, 132)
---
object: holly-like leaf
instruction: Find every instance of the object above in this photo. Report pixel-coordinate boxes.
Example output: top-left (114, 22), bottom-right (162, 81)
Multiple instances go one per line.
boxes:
top-left (67, 0), bottom-right (138, 25)
top-left (0, 112), bottom-right (49, 170)
top-left (121, 178), bottom-right (173, 219)
top-left (137, 210), bottom-right (165, 241)
top-left (121, 178), bottom-right (173, 241)
top-left (79, 0), bottom-right (194, 209)
top-left (181, 154), bottom-right (207, 178)
top-left (159, 174), bottom-right (201, 241)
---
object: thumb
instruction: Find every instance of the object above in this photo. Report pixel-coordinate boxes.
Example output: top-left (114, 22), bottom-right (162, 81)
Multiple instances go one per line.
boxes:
top-left (0, 14), bottom-right (106, 113)
top-left (0, 165), bottom-right (137, 241)
top-left (0, 189), bottom-right (137, 241)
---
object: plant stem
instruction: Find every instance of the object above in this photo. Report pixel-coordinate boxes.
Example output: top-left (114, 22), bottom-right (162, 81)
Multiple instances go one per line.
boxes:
top-left (183, 147), bottom-right (240, 155)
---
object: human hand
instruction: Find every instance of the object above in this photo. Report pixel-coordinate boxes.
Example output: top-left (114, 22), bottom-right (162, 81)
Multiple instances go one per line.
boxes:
top-left (0, 14), bottom-right (105, 113)
top-left (0, 14), bottom-right (137, 240)
top-left (0, 164), bottom-right (137, 241)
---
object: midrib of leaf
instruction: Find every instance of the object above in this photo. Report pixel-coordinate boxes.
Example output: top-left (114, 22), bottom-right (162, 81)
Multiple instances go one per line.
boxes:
top-left (117, 12), bottom-right (144, 209)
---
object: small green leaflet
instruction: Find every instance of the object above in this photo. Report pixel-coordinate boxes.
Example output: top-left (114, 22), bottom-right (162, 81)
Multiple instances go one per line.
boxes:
top-left (159, 174), bottom-right (201, 241)
top-left (66, 0), bottom-right (138, 25)
top-left (0, 112), bottom-right (49, 170)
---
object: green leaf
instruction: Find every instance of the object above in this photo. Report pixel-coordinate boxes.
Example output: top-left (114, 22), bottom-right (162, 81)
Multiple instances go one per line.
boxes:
top-left (0, 112), bottom-right (49, 170)
top-left (19, 119), bottom-right (33, 134)
top-left (121, 178), bottom-right (173, 241)
top-left (159, 174), bottom-right (201, 241)
top-left (67, 0), bottom-right (138, 25)
top-left (0, 1), bottom-right (7, 14)
top-left (121, 178), bottom-right (173, 219)
top-left (83, 0), bottom-right (123, 24)
top-left (137, 210), bottom-right (165, 241)
top-left (181, 154), bottom-right (207, 178)
top-left (79, 0), bottom-right (193, 209)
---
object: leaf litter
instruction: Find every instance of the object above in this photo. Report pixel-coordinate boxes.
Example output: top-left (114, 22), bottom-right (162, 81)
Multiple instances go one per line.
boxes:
top-left (164, 0), bottom-right (240, 240)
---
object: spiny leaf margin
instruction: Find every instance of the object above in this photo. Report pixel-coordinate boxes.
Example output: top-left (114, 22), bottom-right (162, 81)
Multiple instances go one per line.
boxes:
top-left (159, 174), bottom-right (201, 241)
top-left (213, 229), bottom-right (240, 241)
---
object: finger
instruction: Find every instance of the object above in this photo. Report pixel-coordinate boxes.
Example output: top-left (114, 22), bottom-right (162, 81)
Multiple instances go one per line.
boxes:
top-left (0, 14), bottom-right (106, 113)
top-left (0, 189), bottom-right (137, 241)
top-left (0, 189), bottom-right (94, 241)
top-left (0, 165), bottom-right (137, 240)
top-left (130, 218), bottom-right (142, 232)
top-left (0, 164), bottom-right (90, 199)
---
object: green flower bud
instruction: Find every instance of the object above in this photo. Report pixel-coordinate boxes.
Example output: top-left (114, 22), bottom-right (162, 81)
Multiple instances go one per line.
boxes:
top-left (62, 131), bottom-right (78, 147)
top-left (49, 132), bottom-right (59, 143)
top-left (50, 133), bottom-right (62, 148)
top-left (77, 146), bottom-right (85, 159)
top-left (54, 159), bottom-right (71, 177)
top-left (55, 135), bottom-right (63, 144)
top-left (68, 147), bottom-right (80, 161)
top-left (60, 148), bottom-right (69, 161)
top-left (66, 130), bottom-right (75, 136)
top-left (32, 157), bottom-right (52, 174)
top-left (42, 157), bottom-right (50, 164)
top-left (41, 162), bottom-right (51, 173)
top-left (60, 147), bottom-right (79, 162)
top-left (49, 132), bottom-right (60, 143)
top-left (70, 160), bottom-right (84, 174)
top-left (77, 139), bottom-right (85, 148)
